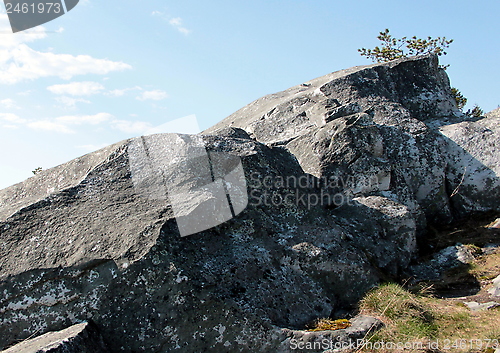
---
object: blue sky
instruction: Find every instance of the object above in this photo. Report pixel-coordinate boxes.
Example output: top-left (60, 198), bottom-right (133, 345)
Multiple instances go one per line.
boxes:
top-left (1, 0), bottom-right (499, 189)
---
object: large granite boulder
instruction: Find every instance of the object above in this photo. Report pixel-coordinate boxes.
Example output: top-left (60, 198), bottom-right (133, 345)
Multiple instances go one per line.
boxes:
top-left (0, 132), bottom-right (410, 352)
top-left (0, 55), bottom-right (498, 352)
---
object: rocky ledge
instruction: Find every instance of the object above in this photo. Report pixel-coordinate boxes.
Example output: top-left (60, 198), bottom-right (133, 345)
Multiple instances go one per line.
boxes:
top-left (0, 55), bottom-right (498, 352)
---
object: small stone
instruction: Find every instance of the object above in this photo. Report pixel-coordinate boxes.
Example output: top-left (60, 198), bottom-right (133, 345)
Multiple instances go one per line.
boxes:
top-left (487, 275), bottom-right (500, 297)
top-left (487, 218), bottom-right (500, 229)
top-left (464, 301), bottom-right (500, 312)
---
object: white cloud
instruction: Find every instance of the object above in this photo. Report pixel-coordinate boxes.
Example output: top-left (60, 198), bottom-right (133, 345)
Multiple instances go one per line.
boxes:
top-left (169, 17), bottom-right (182, 26)
top-left (0, 98), bottom-right (18, 109)
top-left (1, 111), bottom-right (112, 134)
top-left (168, 17), bottom-right (191, 35)
top-left (111, 119), bottom-right (153, 134)
top-left (151, 12), bottom-right (191, 35)
top-left (136, 90), bottom-right (169, 101)
top-left (4, 108), bottom-right (160, 137)
top-left (56, 113), bottom-right (113, 125)
top-left (0, 112), bottom-right (26, 123)
top-left (0, 15), bottom-right (131, 84)
top-left (0, 45), bottom-right (132, 84)
top-left (177, 27), bottom-right (191, 35)
top-left (27, 120), bottom-right (75, 134)
top-left (55, 96), bottom-right (91, 108)
top-left (108, 89), bottom-right (127, 97)
top-left (48, 81), bottom-right (105, 96)
top-left (77, 143), bottom-right (110, 152)
top-left (107, 86), bottom-right (142, 97)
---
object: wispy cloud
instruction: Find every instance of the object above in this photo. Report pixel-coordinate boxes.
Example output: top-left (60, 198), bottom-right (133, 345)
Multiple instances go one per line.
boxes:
top-left (0, 112), bottom-right (26, 124)
top-left (56, 113), bottom-right (113, 125)
top-left (107, 86), bottom-right (142, 97)
top-left (1, 109), bottom-right (158, 136)
top-left (0, 98), bottom-right (18, 109)
top-left (0, 15), bottom-right (131, 84)
top-left (47, 81), bottom-right (105, 96)
top-left (151, 11), bottom-right (191, 35)
top-left (55, 96), bottom-right (91, 108)
top-left (26, 120), bottom-right (76, 134)
top-left (168, 17), bottom-right (191, 35)
top-left (1, 112), bottom-right (113, 134)
top-left (136, 90), bottom-right (169, 101)
top-left (111, 119), bottom-right (153, 134)
top-left (169, 18), bottom-right (182, 26)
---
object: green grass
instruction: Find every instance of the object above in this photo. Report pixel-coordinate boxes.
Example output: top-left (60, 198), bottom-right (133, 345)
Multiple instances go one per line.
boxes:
top-left (359, 283), bottom-right (440, 342)
top-left (356, 283), bottom-right (500, 352)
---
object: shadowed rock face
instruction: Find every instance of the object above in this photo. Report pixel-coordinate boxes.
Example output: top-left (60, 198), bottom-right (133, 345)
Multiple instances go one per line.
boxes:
top-left (0, 55), bottom-right (498, 352)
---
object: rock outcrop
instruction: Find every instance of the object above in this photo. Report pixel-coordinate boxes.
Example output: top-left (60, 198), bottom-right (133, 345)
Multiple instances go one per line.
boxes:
top-left (0, 54), bottom-right (498, 352)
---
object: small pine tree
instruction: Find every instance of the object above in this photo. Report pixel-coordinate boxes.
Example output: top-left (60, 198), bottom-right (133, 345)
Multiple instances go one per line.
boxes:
top-left (32, 167), bottom-right (43, 175)
top-left (465, 104), bottom-right (484, 118)
top-left (358, 29), bottom-right (453, 67)
top-left (359, 30), bottom-right (485, 116)
top-left (451, 88), bottom-right (467, 110)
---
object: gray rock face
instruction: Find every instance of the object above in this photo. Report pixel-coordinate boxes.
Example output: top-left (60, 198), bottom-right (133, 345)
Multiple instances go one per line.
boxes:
top-left (439, 113), bottom-right (500, 216)
top-left (0, 133), bottom-right (404, 352)
top-left (0, 55), bottom-right (497, 352)
top-left (206, 55), bottom-right (500, 223)
top-left (0, 322), bottom-right (110, 353)
top-left (485, 107), bottom-right (500, 119)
